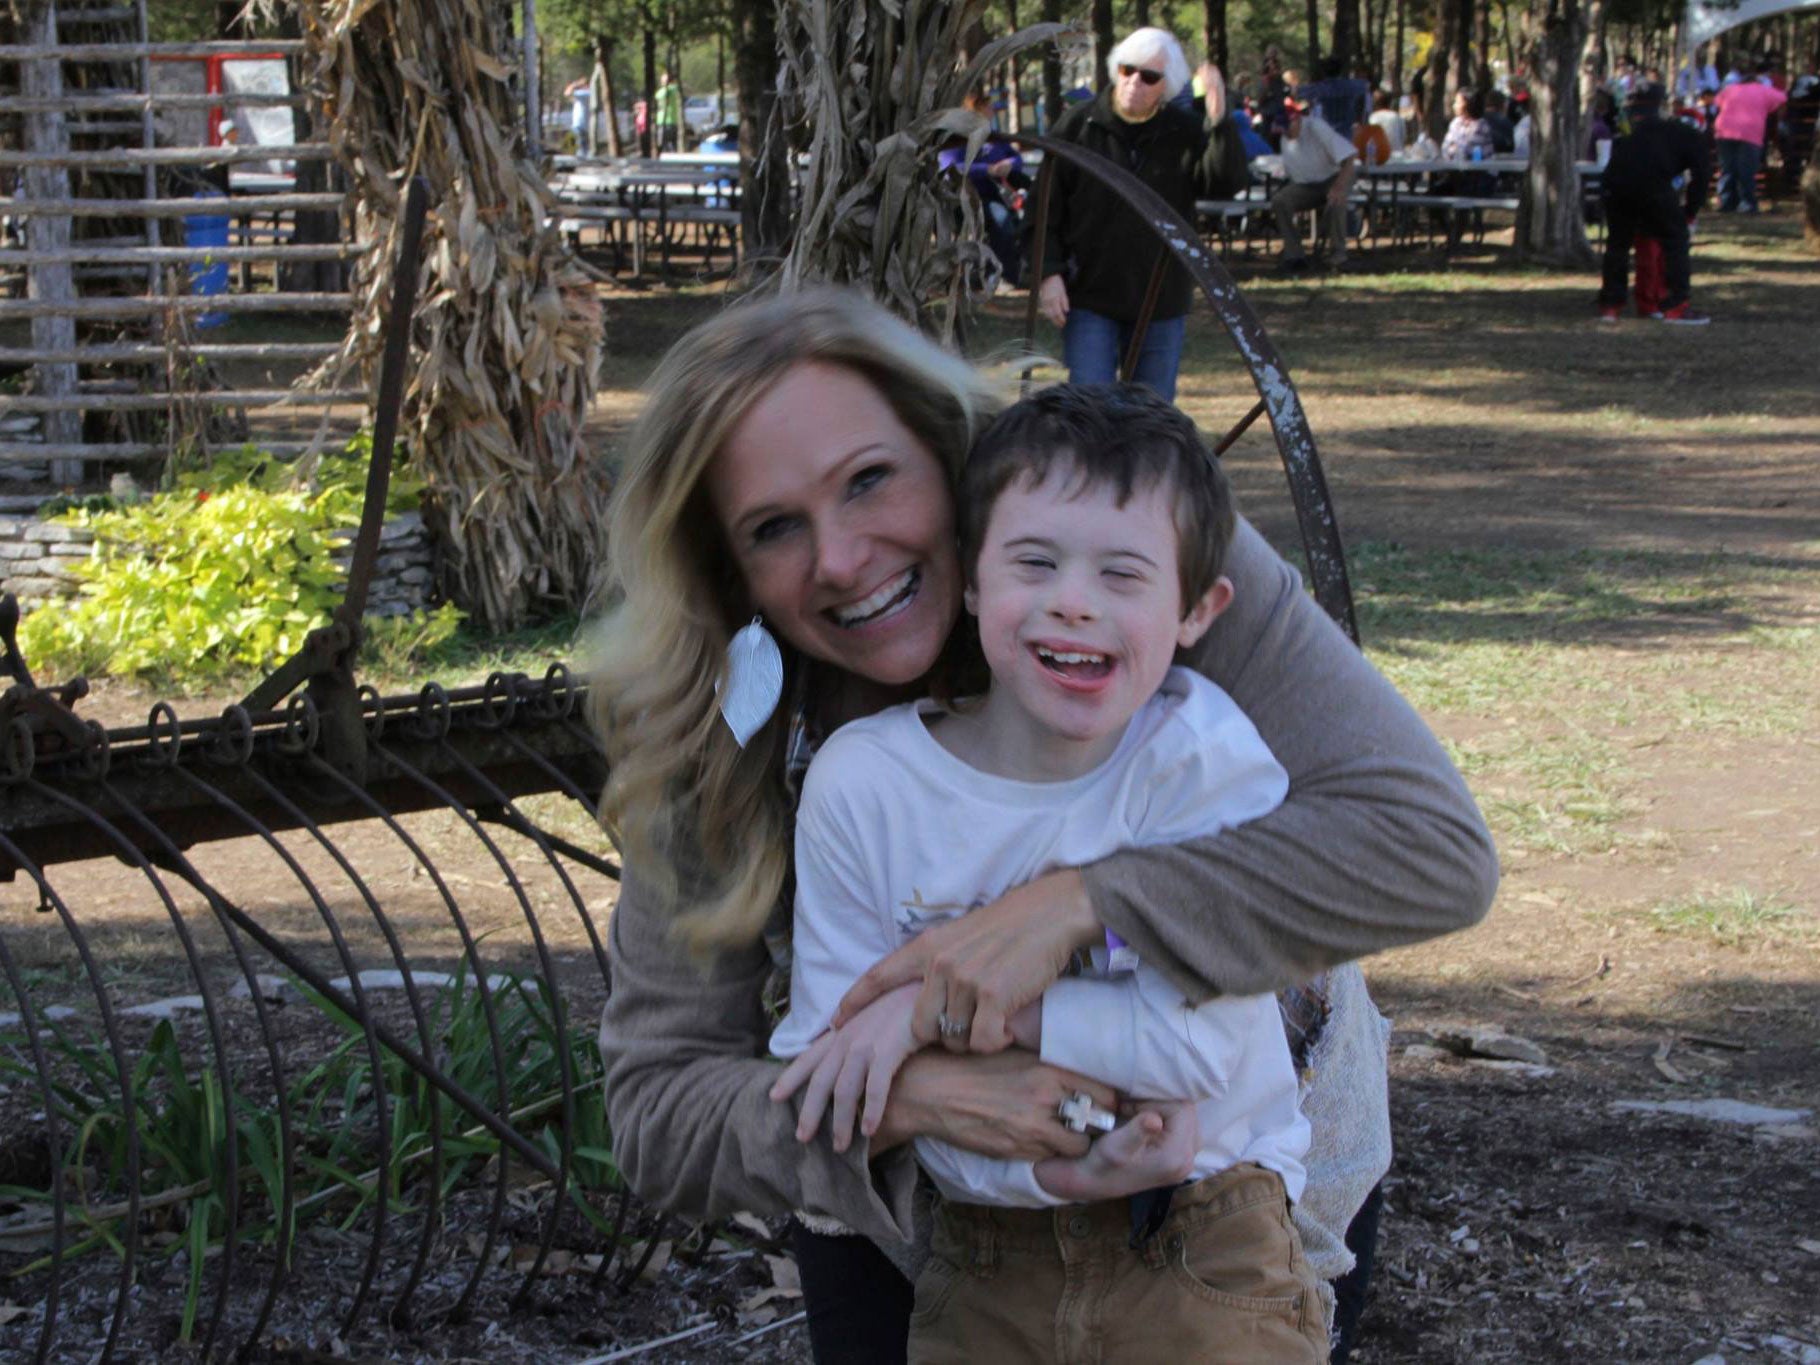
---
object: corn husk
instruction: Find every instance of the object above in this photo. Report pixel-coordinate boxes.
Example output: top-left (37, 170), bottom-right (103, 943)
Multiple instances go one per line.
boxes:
top-left (275, 0), bottom-right (608, 631)
top-left (776, 1), bottom-right (1074, 341)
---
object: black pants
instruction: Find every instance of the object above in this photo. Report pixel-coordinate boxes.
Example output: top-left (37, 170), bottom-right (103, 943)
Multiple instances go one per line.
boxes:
top-left (793, 1182), bottom-right (1386, 1363)
top-left (1599, 188), bottom-right (1691, 311)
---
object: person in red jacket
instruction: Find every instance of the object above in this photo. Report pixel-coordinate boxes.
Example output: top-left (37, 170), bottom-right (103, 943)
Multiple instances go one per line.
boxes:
top-left (1597, 83), bottom-right (1711, 324)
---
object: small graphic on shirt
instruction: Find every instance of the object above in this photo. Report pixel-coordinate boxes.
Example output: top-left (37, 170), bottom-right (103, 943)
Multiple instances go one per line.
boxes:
top-left (896, 888), bottom-right (985, 939)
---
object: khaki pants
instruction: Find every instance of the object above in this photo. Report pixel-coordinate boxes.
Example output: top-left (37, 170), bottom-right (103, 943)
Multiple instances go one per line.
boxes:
top-left (909, 1164), bottom-right (1329, 1365)
top-left (1271, 177), bottom-right (1349, 266)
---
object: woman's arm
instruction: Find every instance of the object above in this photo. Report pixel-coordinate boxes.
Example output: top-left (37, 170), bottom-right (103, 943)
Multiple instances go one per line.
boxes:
top-left (1082, 516), bottom-right (1498, 1001)
top-left (598, 866), bottom-right (919, 1245)
top-left (599, 866), bottom-right (1113, 1241)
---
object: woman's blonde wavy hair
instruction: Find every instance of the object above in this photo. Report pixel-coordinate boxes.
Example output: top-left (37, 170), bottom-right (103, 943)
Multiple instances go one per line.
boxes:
top-left (589, 287), bottom-right (1005, 955)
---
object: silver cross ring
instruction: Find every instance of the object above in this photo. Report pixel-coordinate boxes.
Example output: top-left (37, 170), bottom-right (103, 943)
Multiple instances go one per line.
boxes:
top-left (1056, 1089), bottom-right (1118, 1135)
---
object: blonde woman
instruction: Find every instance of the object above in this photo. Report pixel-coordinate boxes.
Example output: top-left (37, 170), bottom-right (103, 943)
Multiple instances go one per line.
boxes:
top-left (593, 287), bottom-right (1496, 1364)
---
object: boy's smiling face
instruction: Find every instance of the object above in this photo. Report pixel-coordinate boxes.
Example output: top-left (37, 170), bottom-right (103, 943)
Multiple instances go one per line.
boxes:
top-left (963, 464), bottom-right (1230, 778)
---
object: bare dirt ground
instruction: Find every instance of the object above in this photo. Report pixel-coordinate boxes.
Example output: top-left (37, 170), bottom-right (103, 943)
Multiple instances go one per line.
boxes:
top-left (3, 209), bottom-right (1816, 1361)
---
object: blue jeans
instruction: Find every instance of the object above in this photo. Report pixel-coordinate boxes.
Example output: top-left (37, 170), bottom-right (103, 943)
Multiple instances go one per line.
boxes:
top-left (1717, 138), bottom-right (1761, 212)
top-left (1061, 306), bottom-right (1187, 402)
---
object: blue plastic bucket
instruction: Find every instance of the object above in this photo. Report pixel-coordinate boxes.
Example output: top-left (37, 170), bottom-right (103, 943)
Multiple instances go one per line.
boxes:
top-left (185, 190), bottom-right (230, 329)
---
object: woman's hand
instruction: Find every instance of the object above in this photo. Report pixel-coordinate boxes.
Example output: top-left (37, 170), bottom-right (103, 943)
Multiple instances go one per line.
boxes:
top-left (834, 867), bottom-right (1100, 1053)
top-left (1038, 274), bottom-right (1070, 329)
top-left (870, 1047), bottom-right (1119, 1161)
top-left (1198, 62), bottom-right (1227, 123)
top-left (769, 983), bottom-right (921, 1152)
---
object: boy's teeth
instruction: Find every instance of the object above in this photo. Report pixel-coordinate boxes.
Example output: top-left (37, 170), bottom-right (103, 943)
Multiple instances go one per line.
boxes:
top-left (1037, 647), bottom-right (1106, 664)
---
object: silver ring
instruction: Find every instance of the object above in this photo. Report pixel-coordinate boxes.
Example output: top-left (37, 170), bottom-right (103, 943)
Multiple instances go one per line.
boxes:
top-left (1056, 1089), bottom-right (1118, 1135)
top-left (936, 1012), bottom-right (969, 1038)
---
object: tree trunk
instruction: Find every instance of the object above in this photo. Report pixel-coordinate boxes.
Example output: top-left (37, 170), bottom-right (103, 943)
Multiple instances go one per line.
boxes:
top-left (1517, 0), bottom-right (1594, 267)
top-left (735, 0), bottom-right (789, 278)
top-left (1802, 125), bottom-right (1820, 254)
top-left (1332, 0), bottom-right (1361, 72)
top-left (1393, 0), bottom-right (1405, 94)
top-left (1006, 0), bottom-right (1023, 132)
top-left (1135, 0), bottom-right (1151, 25)
top-left (1477, 0), bottom-right (1492, 88)
top-left (1306, 0), bottom-right (1321, 71)
top-left (596, 35), bottom-right (623, 157)
top-left (1202, 0), bottom-right (1228, 72)
top-left (1092, 0), bottom-right (1114, 92)
top-left (1042, 0), bottom-right (1064, 127)
top-left (1451, 0), bottom-right (1475, 98)
top-left (641, 22), bottom-right (657, 156)
top-left (1423, 2), bottom-right (1452, 138)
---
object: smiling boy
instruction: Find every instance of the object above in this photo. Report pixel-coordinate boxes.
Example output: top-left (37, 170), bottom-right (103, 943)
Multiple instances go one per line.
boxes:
top-left (769, 384), bottom-right (1327, 1361)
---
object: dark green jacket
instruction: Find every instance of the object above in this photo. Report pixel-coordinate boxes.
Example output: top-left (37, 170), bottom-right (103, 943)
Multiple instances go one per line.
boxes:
top-left (1037, 90), bottom-right (1247, 322)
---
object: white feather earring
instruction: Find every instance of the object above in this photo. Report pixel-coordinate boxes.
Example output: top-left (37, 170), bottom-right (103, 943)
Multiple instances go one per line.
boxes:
top-left (717, 616), bottom-right (784, 747)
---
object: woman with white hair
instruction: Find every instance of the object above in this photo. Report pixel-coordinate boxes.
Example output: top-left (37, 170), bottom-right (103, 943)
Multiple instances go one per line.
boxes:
top-left (1034, 29), bottom-right (1246, 400)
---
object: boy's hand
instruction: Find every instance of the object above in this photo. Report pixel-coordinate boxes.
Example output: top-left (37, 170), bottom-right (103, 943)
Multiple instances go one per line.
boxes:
top-left (1034, 1100), bottom-right (1200, 1203)
top-left (769, 982), bottom-right (922, 1151)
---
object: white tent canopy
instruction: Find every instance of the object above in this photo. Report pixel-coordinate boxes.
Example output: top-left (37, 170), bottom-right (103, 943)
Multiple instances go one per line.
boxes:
top-left (1683, 0), bottom-right (1820, 54)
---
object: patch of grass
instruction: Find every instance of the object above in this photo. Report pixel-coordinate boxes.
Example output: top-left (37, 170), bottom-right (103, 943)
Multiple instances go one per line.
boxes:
top-left (1646, 888), bottom-right (1814, 945)
top-left (359, 613), bottom-right (581, 692)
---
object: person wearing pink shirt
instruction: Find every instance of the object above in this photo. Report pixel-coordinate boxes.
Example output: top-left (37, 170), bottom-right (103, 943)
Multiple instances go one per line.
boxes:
top-left (1713, 59), bottom-right (1789, 212)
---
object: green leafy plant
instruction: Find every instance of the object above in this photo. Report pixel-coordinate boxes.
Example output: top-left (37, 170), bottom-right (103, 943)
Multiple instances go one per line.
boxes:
top-left (17, 439), bottom-right (450, 685)
top-left (0, 967), bottom-right (618, 1342)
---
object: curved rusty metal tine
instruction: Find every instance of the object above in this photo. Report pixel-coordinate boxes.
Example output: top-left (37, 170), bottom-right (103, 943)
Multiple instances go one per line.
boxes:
top-left (480, 810), bottom-right (621, 885)
top-left (1020, 157), bottom-right (1056, 397)
top-left (292, 753), bottom-right (516, 1322)
top-left (1005, 133), bottom-right (1359, 643)
top-left (199, 761), bottom-right (447, 1327)
top-left (0, 830), bottom-right (140, 1361)
top-left (470, 735), bottom-right (612, 986)
top-left (0, 931), bottom-right (69, 1362)
top-left (19, 780), bottom-right (244, 1359)
top-left (122, 771), bottom-right (391, 1339)
top-left (94, 784), bottom-right (299, 1364)
top-left (614, 1208), bottom-right (673, 1294)
top-left (369, 739), bottom-right (578, 1310)
top-left (1120, 250), bottom-right (1169, 383)
top-left (586, 1184), bottom-right (637, 1293)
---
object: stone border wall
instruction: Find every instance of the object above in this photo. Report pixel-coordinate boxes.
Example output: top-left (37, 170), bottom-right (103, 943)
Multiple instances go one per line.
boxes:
top-left (0, 509), bottom-right (438, 618)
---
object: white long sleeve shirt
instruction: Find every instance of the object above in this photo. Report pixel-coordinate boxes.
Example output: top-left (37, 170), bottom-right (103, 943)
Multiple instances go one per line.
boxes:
top-left (770, 668), bottom-right (1310, 1208)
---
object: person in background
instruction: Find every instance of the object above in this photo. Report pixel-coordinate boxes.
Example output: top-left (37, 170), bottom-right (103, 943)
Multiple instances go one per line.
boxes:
top-left (1713, 58), bottom-right (1788, 211)
top-left (1035, 28), bottom-right (1247, 400)
top-left (1596, 82), bottom-right (1711, 325)
top-left (1513, 92), bottom-right (1535, 156)
top-left (1271, 98), bottom-right (1359, 275)
top-left (1441, 89), bottom-right (1494, 160)
top-left (1258, 48), bottom-right (1289, 143)
top-left (940, 89), bottom-right (1029, 288)
top-left (1369, 87), bottom-right (1407, 154)
top-left (1483, 89), bottom-right (1517, 154)
top-left (1586, 88), bottom-right (1618, 159)
top-left (1677, 50), bottom-right (1722, 101)
top-left (563, 76), bottom-right (593, 155)
top-left (654, 69), bottom-right (683, 154)
top-left (1300, 55), bottom-right (1372, 138)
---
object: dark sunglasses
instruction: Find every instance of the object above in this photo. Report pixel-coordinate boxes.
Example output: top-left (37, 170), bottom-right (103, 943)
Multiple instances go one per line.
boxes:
top-left (1118, 64), bottom-right (1165, 87)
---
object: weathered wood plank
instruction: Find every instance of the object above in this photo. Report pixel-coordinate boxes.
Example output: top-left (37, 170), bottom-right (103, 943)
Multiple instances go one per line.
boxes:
top-left (20, 0), bottom-right (81, 485)
top-left (0, 143), bottom-right (334, 167)
top-left (1, 193), bottom-right (344, 216)
top-left (0, 293), bottom-right (352, 318)
top-left (4, 390), bottom-right (366, 412)
top-left (0, 342), bottom-right (341, 364)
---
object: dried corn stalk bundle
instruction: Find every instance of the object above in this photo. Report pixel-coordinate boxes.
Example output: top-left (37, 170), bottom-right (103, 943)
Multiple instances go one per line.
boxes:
top-left (776, 0), bottom-right (1069, 341)
top-left (278, 0), bottom-right (608, 631)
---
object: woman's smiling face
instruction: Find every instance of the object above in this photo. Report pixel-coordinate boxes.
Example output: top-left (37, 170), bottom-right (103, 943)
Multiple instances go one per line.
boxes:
top-left (706, 361), bottom-right (962, 688)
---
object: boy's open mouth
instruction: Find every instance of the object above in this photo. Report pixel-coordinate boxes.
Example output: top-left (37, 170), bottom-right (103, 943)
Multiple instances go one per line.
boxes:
top-left (1033, 645), bottom-right (1113, 681)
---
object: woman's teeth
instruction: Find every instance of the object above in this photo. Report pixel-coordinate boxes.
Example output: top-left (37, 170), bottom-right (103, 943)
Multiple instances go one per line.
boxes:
top-left (831, 568), bottom-right (918, 627)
